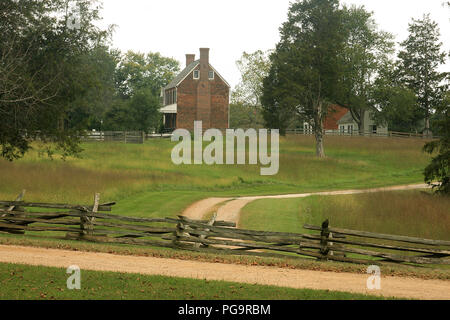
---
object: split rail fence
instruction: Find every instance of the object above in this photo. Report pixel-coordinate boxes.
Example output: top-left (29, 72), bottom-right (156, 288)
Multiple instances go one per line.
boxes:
top-left (1, 191), bottom-right (449, 266)
top-left (286, 129), bottom-right (439, 139)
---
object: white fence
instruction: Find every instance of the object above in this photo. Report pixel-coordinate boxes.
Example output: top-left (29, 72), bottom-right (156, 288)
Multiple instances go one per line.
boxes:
top-left (81, 131), bottom-right (174, 143)
top-left (81, 129), bottom-right (437, 143)
top-left (286, 129), bottom-right (436, 139)
top-left (82, 131), bottom-right (144, 144)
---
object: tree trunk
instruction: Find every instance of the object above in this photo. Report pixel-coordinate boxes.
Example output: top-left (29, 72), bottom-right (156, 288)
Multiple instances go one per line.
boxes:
top-left (315, 130), bottom-right (325, 158)
top-left (359, 109), bottom-right (366, 136)
top-left (314, 102), bottom-right (326, 158)
top-left (424, 117), bottom-right (432, 138)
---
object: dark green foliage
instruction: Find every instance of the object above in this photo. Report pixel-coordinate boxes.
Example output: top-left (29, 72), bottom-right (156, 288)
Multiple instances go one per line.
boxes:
top-left (102, 91), bottom-right (161, 133)
top-left (0, 1), bottom-right (180, 160)
top-left (229, 103), bottom-right (265, 129)
top-left (0, 0), bottom-right (111, 160)
top-left (115, 51), bottom-right (180, 99)
top-left (127, 90), bottom-right (161, 133)
top-left (337, 5), bottom-right (395, 133)
top-left (397, 14), bottom-right (449, 135)
top-left (423, 93), bottom-right (450, 194)
top-left (262, 0), bottom-right (344, 156)
top-left (373, 83), bottom-right (422, 132)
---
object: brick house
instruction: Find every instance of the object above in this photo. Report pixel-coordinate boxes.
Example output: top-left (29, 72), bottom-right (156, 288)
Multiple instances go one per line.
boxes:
top-left (303, 104), bottom-right (388, 134)
top-left (303, 105), bottom-right (349, 133)
top-left (160, 48), bottom-right (230, 131)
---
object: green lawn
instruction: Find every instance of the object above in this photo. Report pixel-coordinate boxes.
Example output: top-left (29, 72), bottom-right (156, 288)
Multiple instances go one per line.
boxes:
top-left (0, 135), bottom-right (432, 219)
top-left (0, 262), bottom-right (388, 300)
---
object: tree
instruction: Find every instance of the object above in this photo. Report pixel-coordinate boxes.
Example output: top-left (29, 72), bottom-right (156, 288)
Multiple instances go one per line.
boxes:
top-left (102, 99), bottom-right (135, 131)
top-left (397, 14), bottom-right (448, 137)
top-left (262, 0), bottom-right (344, 157)
top-left (102, 90), bottom-right (160, 133)
top-left (66, 46), bottom-right (121, 131)
top-left (338, 5), bottom-right (395, 135)
top-left (229, 103), bottom-right (265, 129)
top-left (423, 90), bottom-right (450, 194)
top-left (372, 84), bottom-right (419, 132)
top-left (232, 50), bottom-right (272, 107)
top-left (115, 51), bottom-right (180, 98)
top-left (0, 0), bottom-right (112, 160)
top-left (104, 50), bottom-right (179, 132)
top-left (128, 89), bottom-right (161, 132)
top-left (231, 50), bottom-right (271, 129)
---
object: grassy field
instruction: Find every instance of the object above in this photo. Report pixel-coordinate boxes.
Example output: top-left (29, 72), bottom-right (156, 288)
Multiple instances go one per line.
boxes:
top-left (0, 135), bottom-right (432, 219)
top-left (0, 262), bottom-right (388, 300)
top-left (239, 190), bottom-right (450, 241)
top-left (1, 134), bottom-right (447, 297)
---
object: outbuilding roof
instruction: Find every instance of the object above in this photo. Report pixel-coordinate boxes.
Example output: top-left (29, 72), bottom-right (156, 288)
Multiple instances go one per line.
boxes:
top-left (337, 111), bottom-right (356, 125)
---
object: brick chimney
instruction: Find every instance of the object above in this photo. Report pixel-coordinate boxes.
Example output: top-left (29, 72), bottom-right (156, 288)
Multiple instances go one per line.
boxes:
top-left (185, 54), bottom-right (195, 67)
top-left (199, 48), bottom-right (209, 72)
top-left (197, 48), bottom-right (211, 128)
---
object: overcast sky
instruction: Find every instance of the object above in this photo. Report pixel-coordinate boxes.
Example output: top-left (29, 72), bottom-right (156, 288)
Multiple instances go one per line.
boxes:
top-left (99, 0), bottom-right (450, 89)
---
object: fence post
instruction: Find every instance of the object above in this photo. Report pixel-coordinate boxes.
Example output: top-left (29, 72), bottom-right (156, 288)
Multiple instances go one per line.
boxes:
top-left (0, 190), bottom-right (26, 235)
top-left (195, 212), bottom-right (217, 248)
top-left (320, 219), bottom-right (331, 260)
top-left (1, 190), bottom-right (26, 218)
top-left (80, 193), bottom-right (99, 237)
top-left (173, 222), bottom-right (183, 247)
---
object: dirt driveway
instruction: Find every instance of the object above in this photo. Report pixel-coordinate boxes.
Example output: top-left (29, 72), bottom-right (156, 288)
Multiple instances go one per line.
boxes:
top-left (0, 245), bottom-right (449, 300)
top-left (183, 184), bottom-right (431, 226)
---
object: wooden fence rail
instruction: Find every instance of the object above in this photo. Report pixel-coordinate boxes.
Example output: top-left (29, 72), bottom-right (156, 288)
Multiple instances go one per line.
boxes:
top-left (0, 191), bottom-right (449, 266)
top-left (81, 131), bottom-right (145, 144)
top-left (81, 129), bottom-right (440, 143)
top-left (285, 129), bottom-right (439, 139)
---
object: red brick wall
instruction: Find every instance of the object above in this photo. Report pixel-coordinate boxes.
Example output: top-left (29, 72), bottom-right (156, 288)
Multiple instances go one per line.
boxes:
top-left (177, 72), bottom-right (197, 131)
top-left (210, 79), bottom-right (229, 129)
top-left (176, 67), bottom-right (229, 131)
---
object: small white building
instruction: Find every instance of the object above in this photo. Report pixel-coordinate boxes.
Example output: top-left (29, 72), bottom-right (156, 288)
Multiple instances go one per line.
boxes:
top-left (338, 111), bottom-right (388, 135)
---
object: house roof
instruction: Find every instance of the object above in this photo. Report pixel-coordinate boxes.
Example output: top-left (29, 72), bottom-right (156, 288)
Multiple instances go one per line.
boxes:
top-left (164, 60), bottom-right (231, 90)
top-left (338, 111), bottom-right (356, 125)
top-left (164, 60), bottom-right (200, 90)
top-left (324, 105), bottom-right (349, 130)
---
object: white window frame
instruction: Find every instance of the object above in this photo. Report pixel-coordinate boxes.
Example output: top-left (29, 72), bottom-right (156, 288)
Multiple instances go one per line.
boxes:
top-left (193, 70), bottom-right (200, 80)
top-left (208, 70), bottom-right (214, 80)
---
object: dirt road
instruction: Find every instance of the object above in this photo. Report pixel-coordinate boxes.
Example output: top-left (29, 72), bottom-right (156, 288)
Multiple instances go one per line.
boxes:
top-left (0, 245), bottom-right (448, 300)
top-left (183, 184), bottom-right (431, 226)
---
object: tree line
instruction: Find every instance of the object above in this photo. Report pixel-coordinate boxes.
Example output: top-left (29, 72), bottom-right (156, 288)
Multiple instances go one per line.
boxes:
top-left (231, 0), bottom-right (448, 192)
top-left (1, 0), bottom-right (448, 193)
top-left (0, 0), bottom-right (179, 161)
top-left (233, 1), bottom-right (448, 142)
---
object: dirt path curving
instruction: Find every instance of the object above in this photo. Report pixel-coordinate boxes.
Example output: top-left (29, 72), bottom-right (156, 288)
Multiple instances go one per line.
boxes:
top-left (182, 197), bottom-right (232, 220)
top-left (0, 245), bottom-right (448, 300)
top-left (184, 184), bottom-right (431, 226)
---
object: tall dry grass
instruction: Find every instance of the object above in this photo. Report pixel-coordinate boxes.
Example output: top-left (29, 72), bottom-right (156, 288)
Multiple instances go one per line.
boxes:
top-left (302, 191), bottom-right (450, 240)
top-left (0, 136), bottom-right (432, 207)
